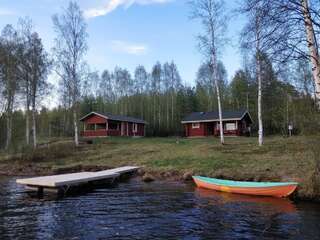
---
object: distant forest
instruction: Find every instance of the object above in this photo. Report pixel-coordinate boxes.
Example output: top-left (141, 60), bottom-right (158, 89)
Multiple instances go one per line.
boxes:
top-left (1, 1), bottom-right (320, 150)
top-left (1, 55), bottom-right (318, 147)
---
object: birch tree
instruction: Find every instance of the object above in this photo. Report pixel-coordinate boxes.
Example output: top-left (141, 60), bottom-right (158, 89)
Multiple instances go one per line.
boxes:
top-left (240, 0), bottom-right (320, 107)
top-left (52, 1), bottom-right (88, 146)
top-left (18, 18), bottom-right (50, 148)
top-left (151, 63), bottom-right (162, 133)
top-left (134, 65), bottom-right (148, 118)
top-left (168, 62), bottom-right (181, 130)
top-left (18, 18), bottom-right (33, 146)
top-left (299, 0), bottom-right (320, 106)
top-left (28, 33), bottom-right (50, 148)
top-left (0, 25), bottom-right (21, 150)
top-left (189, 0), bottom-right (227, 144)
top-left (241, 0), bottom-right (270, 146)
top-left (256, 21), bottom-right (263, 146)
top-left (100, 70), bottom-right (114, 103)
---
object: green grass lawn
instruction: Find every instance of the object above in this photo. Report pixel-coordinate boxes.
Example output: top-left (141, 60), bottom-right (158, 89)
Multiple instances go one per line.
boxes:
top-left (9, 136), bottom-right (318, 178)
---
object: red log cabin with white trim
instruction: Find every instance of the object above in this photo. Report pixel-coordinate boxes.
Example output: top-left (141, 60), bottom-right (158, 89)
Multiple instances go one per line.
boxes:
top-left (80, 112), bottom-right (147, 137)
top-left (181, 110), bottom-right (253, 137)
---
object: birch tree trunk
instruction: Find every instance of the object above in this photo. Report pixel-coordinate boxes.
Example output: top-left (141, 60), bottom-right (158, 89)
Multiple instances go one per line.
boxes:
top-left (171, 91), bottom-right (174, 129)
top-left (32, 102), bottom-right (37, 148)
top-left (166, 93), bottom-right (169, 131)
top-left (212, 56), bottom-right (224, 144)
top-left (73, 108), bottom-right (79, 146)
top-left (5, 112), bottom-right (12, 150)
top-left (301, 0), bottom-right (320, 107)
top-left (26, 103), bottom-right (30, 145)
top-left (5, 96), bottom-right (13, 150)
top-left (153, 94), bottom-right (156, 132)
top-left (257, 49), bottom-right (263, 146)
top-left (158, 95), bottom-right (161, 132)
top-left (254, 10), bottom-right (264, 147)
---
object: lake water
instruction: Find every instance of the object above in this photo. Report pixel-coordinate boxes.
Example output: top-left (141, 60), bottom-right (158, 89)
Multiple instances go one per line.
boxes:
top-left (0, 176), bottom-right (320, 240)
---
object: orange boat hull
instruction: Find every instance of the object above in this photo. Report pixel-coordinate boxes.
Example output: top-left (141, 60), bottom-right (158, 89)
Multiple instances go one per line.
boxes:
top-left (193, 178), bottom-right (297, 198)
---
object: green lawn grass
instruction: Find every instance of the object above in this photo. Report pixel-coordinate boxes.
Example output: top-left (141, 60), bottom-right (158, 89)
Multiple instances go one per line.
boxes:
top-left (11, 136), bottom-right (317, 178)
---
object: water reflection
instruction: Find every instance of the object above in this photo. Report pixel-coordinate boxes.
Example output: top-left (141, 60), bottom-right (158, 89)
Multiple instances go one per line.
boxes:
top-left (0, 177), bottom-right (319, 239)
top-left (195, 188), bottom-right (297, 213)
top-left (194, 188), bottom-right (301, 239)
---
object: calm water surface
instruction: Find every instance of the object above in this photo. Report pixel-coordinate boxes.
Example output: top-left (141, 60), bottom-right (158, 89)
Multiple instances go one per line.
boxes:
top-left (0, 176), bottom-right (320, 240)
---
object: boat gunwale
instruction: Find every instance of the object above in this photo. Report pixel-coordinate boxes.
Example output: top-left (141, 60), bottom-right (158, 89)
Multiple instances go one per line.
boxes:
top-left (193, 176), bottom-right (298, 188)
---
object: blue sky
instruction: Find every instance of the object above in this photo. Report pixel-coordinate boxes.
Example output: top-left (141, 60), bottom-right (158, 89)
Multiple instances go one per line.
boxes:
top-left (0, 0), bottom-right (245, 96)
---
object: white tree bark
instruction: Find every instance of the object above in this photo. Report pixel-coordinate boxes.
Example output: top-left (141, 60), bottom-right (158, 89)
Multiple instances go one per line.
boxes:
top-left (256, 25), bottom-right (263, 146)
top-left (5, 110), bottom-right (12, 150)
top-left (212, 56), bottom-right (224, 144)
top-left (301, 0), bottom-right (320, 107)
top-left (26, 106), bottom-right (30, 145)
top-left (257, 55), bottom-right (263, 146)
top-left (73, 108), bottom-right (79, 146)
top-left (5, 96), bottom-right (13, 150)
top-left (32, 105), bottom-right (37, 148)
top-left (216, 80), bottom-right (224, 144)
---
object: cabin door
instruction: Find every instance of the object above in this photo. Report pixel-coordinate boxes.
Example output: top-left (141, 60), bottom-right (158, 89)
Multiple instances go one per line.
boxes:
top-left (207, 123), bottom-right (214, 136)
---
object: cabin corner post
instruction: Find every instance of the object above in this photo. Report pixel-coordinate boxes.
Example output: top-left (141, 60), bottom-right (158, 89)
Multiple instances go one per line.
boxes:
top-left (127, 122), bottom-right (129, 136)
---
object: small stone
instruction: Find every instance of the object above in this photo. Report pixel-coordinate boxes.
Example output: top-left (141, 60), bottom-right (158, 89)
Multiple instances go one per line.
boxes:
top-left (182, 171), bottom-right (193, 181)
top-left (137, 169), bottom-right (145, 176)
top-left (142, 174), bottom-right (155, 182)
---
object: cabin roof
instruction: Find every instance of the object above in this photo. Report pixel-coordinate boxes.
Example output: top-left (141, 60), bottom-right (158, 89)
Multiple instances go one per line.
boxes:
top-left (79, 112), bottom-right (147, 124)
top-left (181, 110), bottom-right (252, 123)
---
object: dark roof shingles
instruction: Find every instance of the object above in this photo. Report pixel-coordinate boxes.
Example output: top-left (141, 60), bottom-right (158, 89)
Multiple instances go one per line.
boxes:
top-left (106, 113), bottom-right (147, 124)
top-left (80, 112), bottom-right (147, 124)
top-left (182, 110), bottom-right (248, 122)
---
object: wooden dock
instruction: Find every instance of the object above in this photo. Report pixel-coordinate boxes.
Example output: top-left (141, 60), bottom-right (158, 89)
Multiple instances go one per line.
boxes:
top-left (16, 166), bottom-right (140, 196)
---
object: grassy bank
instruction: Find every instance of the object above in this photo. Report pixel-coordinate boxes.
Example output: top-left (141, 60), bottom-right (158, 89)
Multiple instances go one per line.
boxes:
top-left (1, 136), bottom-right (319, 200)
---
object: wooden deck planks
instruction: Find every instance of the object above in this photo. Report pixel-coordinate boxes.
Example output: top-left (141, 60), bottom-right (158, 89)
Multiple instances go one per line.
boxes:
top-left (93, 166), bottom-right (140, 176)
top-left (16, 166), bottom-right (140, 188)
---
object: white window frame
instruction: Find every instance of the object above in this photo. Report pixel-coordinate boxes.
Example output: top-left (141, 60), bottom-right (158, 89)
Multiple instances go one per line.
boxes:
top-left (192, 123), bottom-right (200, 129)
top-left (226, 123), bottom-right (237, 131)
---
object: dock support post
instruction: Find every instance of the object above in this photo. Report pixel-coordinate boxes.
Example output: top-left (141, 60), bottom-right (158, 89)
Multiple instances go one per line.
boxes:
top-left (37, 187), bottom-right (43, 197)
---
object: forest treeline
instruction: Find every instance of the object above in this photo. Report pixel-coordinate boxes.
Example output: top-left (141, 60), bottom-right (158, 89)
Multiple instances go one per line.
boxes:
top-left (1, 55), bottom-right (318, 149)
top-left (1, 0), bottom-right (320, 151)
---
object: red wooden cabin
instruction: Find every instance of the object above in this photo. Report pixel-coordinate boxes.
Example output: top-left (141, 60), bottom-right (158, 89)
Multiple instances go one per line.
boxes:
top-left (80, 112), bottom-right (147, 137)
top-left (181, 110), bottom-right (252, 137)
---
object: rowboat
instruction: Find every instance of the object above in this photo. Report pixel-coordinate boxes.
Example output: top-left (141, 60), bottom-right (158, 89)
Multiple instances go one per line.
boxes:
top-left (193, 176), bottom-right (298, 198)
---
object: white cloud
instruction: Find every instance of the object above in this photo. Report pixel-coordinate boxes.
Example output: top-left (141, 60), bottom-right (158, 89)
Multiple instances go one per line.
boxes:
top-left (0, 8), bottom-right (16, 16)
top-left (84, 0), bottom-right (172, 18)
top-left (111, 40), bottom-right (148, 55)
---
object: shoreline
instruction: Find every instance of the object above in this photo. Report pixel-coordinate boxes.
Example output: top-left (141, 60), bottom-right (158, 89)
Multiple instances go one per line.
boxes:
top-left (1, 162), bottom-right (319, 202)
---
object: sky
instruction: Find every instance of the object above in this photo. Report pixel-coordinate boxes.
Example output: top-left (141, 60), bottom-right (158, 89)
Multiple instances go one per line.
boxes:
top-left (0, 0), bottom-right (246, 106)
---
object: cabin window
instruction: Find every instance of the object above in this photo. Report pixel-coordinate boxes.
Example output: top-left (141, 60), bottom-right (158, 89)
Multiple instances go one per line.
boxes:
top-left (86, 124), bottom-right (95, 130)
top-left (192, 123), bottom-right (200, 129)
top-left (109, 122), bottom-right (119, 130)
top-left (96, 123), bottom-right (106, 130)
top-left (226, 123), bottom-right (237, 131)
top-left (133, 123), bottom-right (138, 133)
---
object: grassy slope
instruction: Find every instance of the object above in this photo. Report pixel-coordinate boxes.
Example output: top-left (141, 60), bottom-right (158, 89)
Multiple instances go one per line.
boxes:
top-left (1, 136), bottom-right (319, 199)
top-left (19, 136), bottom-right (315, 180)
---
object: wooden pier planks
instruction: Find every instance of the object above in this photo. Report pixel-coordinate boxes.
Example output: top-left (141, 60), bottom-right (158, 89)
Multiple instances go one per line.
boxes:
top-left (16, 166), bottom-right (140, 189)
